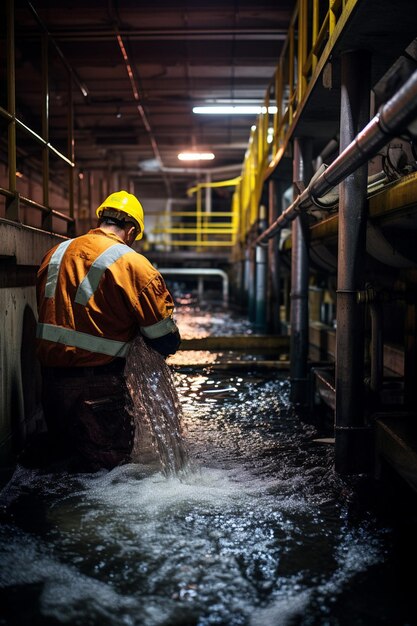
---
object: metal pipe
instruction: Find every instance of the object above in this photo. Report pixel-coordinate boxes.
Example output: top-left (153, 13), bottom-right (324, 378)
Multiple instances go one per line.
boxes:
top-left (40, 27), bottom-right (288, 43)
top-left (160, 163), bottom-right (243, 176)
top-left (27, 1), bottom-right (89, 98)
top-left (41, 33), bottom-right (50, 215)
top-left (6, 0), bottom-right (16, 196)
top-left (255, 205), bottom-right (268, 331)
top-left (334, 50), bottom-right (371, 474)
top-left (67, 74), bottom-right (75, 231)
top-left (290, 137), bottom-right (311, 405)
top-left (256, 68), bottom-right (417, 246)
top-left (369, 301), bottom-right (383, 398)
top-left (404, 298), bottom-right (417, 410)
top-left (205, 173), bottom-right (212, 215)
top-left (159, 268), bottom-right (229, 306)
top-left (267, 179), bottom-right (282, 334)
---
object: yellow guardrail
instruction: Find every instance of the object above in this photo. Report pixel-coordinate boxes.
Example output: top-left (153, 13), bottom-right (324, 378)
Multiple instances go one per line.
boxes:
top-left (234, 0), bottom-right (356, 245)
top-left (151, 177), bottom-right (241, 249)
top-left (152, 0), bottom-right (352, 252)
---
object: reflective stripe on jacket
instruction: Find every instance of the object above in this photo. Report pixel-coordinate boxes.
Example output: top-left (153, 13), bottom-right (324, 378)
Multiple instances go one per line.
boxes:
top-left (36, 228), bottom-right (177, 367)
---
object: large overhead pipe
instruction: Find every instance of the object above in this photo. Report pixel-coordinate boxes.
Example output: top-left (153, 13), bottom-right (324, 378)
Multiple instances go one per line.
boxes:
top-left (255, 68), bottom-right (417, 245)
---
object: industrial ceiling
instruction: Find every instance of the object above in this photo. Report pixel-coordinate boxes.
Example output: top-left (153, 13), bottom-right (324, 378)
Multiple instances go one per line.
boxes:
top-left (7, 0), bottom-right (296, 205)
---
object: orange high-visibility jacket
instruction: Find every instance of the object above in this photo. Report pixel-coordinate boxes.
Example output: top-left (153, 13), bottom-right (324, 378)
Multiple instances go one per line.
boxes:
top-left (36, 228), bottom-right (177, 367)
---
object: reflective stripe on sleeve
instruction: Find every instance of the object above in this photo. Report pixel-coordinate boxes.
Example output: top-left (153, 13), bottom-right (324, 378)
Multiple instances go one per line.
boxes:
top-left (75, 243), bottom-right (131, 305)
top-left (140, 316), bottom-right (178, 339)
top-left (36, 322), bottom-right (130, 358)
top-left (45, 239), bottom-right (73, 298)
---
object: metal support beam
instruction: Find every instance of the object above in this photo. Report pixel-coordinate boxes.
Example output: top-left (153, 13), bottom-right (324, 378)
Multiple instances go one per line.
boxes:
top-left (267, 179), bottom-right (282, 334)
top-left (248, 246), bottom-right (256, 322)
top-left (6, 0), bottom-right (18, 221)
top-left (41, 33), bottom-right (52, 231)
top-left (404, 296), bottom-right (417, 410)
top-left (290, 138), bottom-right (312, 405)
top-left (335, 50), bottom-right (372, 474)
top-left (255, 205), bottom-right (268, 331)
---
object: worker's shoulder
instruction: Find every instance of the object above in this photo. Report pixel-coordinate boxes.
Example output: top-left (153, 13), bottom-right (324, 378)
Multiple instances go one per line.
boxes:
top-left (118, 249), bottom-right (160, 276)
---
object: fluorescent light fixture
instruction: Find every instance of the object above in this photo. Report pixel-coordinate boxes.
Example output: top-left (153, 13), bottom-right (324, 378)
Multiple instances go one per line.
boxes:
top-left (178, 152), bottom-right (215, 161)
top-left (193, 105), bottom-right (278, 115)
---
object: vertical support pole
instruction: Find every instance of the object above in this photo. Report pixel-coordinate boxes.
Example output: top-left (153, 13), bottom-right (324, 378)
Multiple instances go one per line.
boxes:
top-left (404, 297), bottom-right (417, 410)
top-left (243, 246), bottom-right (250, 312)
top-left (268, 179), bottom-right (282, 334)
top-left (290, 137), bottom-right (311, 405)
top-left (312, 0), bottom-right (319, 72)
top-left (369, 300), bottom-right (383, 401)
top-left (196, 188), bottom-right (202, 250)
top-left (255, 205), bottom-right (268, 332)
top-left (297, 0), bottom-right (308, 103)
top-left (41, 32), bottom-right (52, 231)
top-left (77, 171), bottom-right (83, 225)
top-left (335, 50), bottom-right (371, 474)
top-left (67, 75), bottom-right (75, 236)
top-left (248, 244), bottom-right (257, 323)
top-left (236, 254), bottom-right (244, 310)
top-left (288, 26), bottom-right (295, 125)
top-left (205, 172), bottom-right (212, 239)
top-left (275, 60), bottom-right (283, 151)
top-left (198, 276), bottom-right (204, 304)
top-left (6, 0), bottom-right (20, 221)
top-left (87, 170), bottom-right (93, 229)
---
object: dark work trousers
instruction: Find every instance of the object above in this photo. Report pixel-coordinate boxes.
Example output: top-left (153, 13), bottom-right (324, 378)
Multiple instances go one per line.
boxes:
top-left (41, 360), bottom-right (135, 472)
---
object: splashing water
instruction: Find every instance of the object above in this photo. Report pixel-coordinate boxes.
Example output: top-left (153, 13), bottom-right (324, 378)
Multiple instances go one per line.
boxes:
top-left (125, 335), bottom-right (190, 476)
top-left (0, 307), bottom-right (415, 626)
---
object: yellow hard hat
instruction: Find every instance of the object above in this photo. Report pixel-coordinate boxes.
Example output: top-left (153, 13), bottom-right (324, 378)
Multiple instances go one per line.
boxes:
top-left (96, 190), bottom-right (144, 240)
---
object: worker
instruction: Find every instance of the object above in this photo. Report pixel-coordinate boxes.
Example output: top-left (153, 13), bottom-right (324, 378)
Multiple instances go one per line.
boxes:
top-left (35, 190), bottom-right (181, 472)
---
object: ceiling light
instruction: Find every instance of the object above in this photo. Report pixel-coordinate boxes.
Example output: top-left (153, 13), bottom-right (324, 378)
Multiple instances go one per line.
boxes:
top-left (193, 105), bottom-right (277, 115)
top-left (178, 152), bottom-right (215, 161)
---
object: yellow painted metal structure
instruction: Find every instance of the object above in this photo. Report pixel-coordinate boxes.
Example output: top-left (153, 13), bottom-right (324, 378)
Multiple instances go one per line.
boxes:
top-left (151, 0), bottom-right (358, 251)
top-left (235, 0), bottom-right (356, 245)
top-left (152, 177), bottom-right (241, 249)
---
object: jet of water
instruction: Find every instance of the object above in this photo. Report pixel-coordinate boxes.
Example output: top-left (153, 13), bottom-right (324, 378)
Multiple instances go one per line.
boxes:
top-left (125, 335), bottom-right (190, 476)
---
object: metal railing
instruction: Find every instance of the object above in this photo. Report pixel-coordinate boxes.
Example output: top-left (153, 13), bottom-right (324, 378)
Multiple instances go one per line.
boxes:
top-left (1, 0), bottom-right (78, 236)
top-left (151, 177), bottom-right (241, 249)
top-left (234, 0), bottom-right (356, 244)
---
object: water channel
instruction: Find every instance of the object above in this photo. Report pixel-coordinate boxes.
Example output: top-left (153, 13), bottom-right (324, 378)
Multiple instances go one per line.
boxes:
top-left (0, 302), bottom-right (416, 625)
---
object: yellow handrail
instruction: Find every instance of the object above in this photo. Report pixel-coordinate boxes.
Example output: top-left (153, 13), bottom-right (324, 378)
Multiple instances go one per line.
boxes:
top-left (150, 176), bottom-right (240, 249)
top-left (232, 0), bottom-right (358, 246)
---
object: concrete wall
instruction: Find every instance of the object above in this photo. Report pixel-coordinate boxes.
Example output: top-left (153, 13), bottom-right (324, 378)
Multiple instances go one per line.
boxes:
top-left (0, 219), bottom-right (64, 466)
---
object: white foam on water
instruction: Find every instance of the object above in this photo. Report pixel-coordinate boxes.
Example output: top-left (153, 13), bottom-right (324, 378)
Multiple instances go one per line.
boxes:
top-left (0, 524), bottom-right (147, 625)
top-left (249, 590), bottom-right (312, 626)
top-left (0, 460), bottom-right (389, 626)
top-left (0, 314), bottom-right (392, 625)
